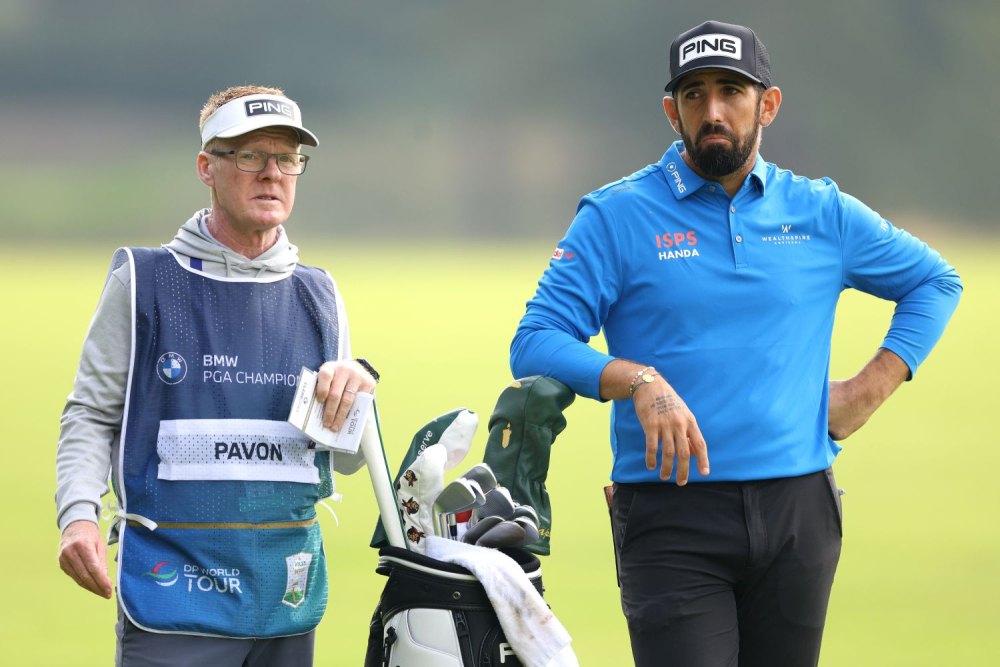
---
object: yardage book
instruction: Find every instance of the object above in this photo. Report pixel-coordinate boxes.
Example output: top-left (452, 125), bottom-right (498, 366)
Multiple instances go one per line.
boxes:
top-left (287, 366), bottom-right (372, 454)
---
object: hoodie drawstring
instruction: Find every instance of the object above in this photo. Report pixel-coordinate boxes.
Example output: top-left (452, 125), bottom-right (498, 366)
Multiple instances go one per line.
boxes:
top-left (318, 493), bottom-right (343, 527)
top-left (102, 498), bottom-right (158, 542)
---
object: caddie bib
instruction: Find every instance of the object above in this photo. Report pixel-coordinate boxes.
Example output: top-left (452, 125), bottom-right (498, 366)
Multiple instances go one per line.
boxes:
top-left (112, 247), bottom-right (344, 638)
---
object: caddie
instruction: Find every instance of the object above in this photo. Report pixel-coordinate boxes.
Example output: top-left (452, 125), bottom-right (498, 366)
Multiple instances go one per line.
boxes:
top-left (510, 20), bottom-right (963, 666)
top-left (55, 85), bottom-right (378, 666)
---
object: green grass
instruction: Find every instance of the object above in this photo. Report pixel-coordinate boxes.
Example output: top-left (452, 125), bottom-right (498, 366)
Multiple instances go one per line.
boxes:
top-left (1, 240), bottom-right (996, 665)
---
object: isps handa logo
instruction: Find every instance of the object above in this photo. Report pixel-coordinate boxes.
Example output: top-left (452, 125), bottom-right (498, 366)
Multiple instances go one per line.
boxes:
top-left (654, 231), bottom-right (700, 261)
top-left (157, 352), bottom-right (187, 385)
top-left (143, 561), bottom-right (179, 587)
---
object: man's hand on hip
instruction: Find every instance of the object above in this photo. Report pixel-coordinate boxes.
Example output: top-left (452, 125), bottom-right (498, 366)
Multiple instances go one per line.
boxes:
top-left (600, 359), bottom-right (709, 484)
top-left (58, 520), bottom-right (112, 599)
top-left (315, 359), bottom-right (378, 432)
top-left (828, 348), bottom-right (910, 440)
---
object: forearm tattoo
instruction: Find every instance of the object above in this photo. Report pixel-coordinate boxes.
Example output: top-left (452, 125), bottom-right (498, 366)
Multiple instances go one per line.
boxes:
top-left (653, 394), bottom-right (683, 415)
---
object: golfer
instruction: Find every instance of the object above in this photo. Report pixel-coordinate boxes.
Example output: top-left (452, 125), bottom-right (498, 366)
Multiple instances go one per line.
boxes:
top-left (55, 85), bottom-right (377, 665)
top-left (510, 20), bottom-right (962, 666)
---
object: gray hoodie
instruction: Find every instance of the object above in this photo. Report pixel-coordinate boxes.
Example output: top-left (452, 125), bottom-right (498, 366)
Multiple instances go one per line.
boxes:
top-left (55, 209), bottom-right (364, 532)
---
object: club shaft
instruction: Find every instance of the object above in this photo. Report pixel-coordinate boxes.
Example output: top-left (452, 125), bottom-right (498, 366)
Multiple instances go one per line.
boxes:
top-left (361, 402), bottom-right (407, 549)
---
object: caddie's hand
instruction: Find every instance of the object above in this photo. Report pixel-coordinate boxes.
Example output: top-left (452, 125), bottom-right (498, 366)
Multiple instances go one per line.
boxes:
top-left (633, 378), bottom-right (709, 485)
top-left (315, 359), bottom-right (378, 432)
top-left (58, 520), bottom-right (112, 599)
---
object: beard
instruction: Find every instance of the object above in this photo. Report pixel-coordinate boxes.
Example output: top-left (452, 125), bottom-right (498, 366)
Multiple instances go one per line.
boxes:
top-left (678, 104), bottom-right (761, 177)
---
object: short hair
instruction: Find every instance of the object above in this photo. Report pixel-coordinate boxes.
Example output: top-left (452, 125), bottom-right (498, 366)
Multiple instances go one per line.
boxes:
top-left (199, 85), bottom-right (285, 150)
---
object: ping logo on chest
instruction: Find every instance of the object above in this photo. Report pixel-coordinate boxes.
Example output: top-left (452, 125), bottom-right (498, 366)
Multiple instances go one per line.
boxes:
top-left (678, 34), bottom-right (742, 66)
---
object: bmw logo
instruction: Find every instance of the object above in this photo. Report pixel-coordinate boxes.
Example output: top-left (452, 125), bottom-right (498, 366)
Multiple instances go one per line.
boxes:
top-left (157, 352), bottom-right (187, 385)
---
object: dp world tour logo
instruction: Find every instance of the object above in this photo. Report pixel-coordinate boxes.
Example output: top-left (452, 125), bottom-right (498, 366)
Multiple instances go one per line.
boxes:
top-left (143, 561), bottom-right (179, 587)
top-left (157, 352), bottom-right (187, 385)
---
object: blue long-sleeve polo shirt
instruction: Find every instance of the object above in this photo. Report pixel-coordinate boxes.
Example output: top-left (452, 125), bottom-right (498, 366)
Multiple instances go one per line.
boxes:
top-left (511, 141), bottom-right (962, 483)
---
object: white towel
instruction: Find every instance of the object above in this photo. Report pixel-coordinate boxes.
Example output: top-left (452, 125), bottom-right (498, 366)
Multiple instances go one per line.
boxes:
top-left (426, 536), bottom-right (579, 667)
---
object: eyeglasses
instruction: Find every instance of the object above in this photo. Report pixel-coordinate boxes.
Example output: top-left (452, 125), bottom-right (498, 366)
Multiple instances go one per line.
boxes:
top-left (209, 150), bottom-right (309, 175)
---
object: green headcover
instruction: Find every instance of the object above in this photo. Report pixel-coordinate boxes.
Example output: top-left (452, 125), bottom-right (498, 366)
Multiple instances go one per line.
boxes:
top-left (483, 376), bottom-right (575, 556)
top-left (370, 408), bottom-right (477, 549)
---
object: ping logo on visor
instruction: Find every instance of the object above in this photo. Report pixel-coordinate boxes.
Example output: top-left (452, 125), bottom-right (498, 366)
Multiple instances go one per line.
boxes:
top-left (244, 99), bottom-right (296, 119)
top-left (678, 34), bottom-right (742, 66)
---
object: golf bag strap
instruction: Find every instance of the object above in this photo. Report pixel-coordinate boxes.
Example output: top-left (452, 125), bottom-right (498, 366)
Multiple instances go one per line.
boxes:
top-left (453, 610), bottom-right (476, 667)
top-left (364, 603), bottom-right (384, 667)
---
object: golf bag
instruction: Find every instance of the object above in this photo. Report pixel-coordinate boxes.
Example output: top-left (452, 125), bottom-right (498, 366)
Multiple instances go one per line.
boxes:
top-left (364, 546), bottom-right (544, 667)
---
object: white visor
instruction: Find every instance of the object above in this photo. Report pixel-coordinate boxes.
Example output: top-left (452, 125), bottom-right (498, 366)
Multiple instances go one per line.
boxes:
top-left (200, 94), bottom-right (319, 149)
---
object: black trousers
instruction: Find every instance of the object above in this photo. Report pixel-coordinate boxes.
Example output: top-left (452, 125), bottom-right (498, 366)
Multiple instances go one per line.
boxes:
top-left (115, 602), bottom-right (316, 667)
top-left (610, 469), bottom-right (843, 667)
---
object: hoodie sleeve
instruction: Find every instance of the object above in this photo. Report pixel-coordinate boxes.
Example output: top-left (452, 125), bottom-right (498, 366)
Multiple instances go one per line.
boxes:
top-left (326, 272), bottom-right (367, 476)
top-left (55, 262), bottom-right (131, 532)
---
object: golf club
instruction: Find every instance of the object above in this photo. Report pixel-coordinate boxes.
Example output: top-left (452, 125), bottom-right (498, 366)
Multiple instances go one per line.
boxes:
top-left (461, 515), bottom-right (503, 545)
top-left (432, 478), bottom-right (482, 537)
top-left (507, 503), bottom-right (540, 526)
top-left (359, 400), bottom-right (408, 549)
top-left (475, 485), bottom-right (516, 523)
top-left (466, 479), bottom-right (486, 506)
top-left (459, 463), bottom-right (497, 497)
top-left (511, 515), bottom-right (540, 546)
top-left (449, 479), bottom-right (486, 538)
top-left (475, 520), bottom-right (527, 549)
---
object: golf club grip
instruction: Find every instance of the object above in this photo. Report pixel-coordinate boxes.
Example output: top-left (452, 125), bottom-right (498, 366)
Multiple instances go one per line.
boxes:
top-left (360, 402), bottom-right (408, 549)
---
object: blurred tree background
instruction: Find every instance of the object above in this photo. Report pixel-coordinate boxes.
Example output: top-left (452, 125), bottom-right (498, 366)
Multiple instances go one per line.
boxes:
top-left (1, 0), bottom-right (996, 244)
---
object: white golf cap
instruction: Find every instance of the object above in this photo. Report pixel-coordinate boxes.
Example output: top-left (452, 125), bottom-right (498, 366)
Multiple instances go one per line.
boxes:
top-left (200, 93), bottom-right (319, 149)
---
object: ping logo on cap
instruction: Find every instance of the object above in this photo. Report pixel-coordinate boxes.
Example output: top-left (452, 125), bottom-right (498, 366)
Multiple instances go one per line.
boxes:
top-left (244, 99), bottom-right (295, 119)
top-left (678, 33), bottom-right (742, 67)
